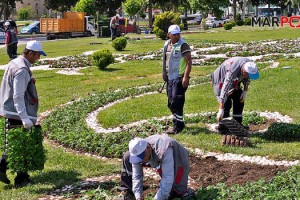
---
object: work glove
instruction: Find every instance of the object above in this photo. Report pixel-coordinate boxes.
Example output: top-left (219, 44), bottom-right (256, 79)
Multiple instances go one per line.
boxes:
top-left (240, 91), bottom-right (247, 103)
top-left (22, 118), bottom-right (33, 129)
top-left (217, 108), bottom-right (224, 122)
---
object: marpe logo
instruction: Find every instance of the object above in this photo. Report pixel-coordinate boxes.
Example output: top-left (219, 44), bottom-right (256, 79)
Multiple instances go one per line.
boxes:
top-left (251, 16), bottom-right (300, 28)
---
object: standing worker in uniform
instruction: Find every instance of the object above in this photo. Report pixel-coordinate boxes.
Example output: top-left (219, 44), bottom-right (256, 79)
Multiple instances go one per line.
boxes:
top-left (110, 14), bottom-right (120, 40)
top-left (0, 40), bottom-right (46, 187)
top-left (4, 21), bottom-right (18, 60)
top-left (120, 134), bottom-right (190, 200)
top-left (211, 57), bottom-right (259, 124)
top-left (162, 24), bottom-right (192, 134)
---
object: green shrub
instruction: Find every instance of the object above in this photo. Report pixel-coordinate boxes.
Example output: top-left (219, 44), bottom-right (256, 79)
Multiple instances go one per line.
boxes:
top-left (237, 13), bottom-right (242, 20)
top-left (92, 48), bottom-right (114, 70)
top-left (236, 20), bottom-right (244, 26)
top-left (6, 126), bottom-right (46, 173)
top-left (153, 11), bottom-right (181, 40)
top-left (112, 37), bottom-right (127, 51)
top-left (17, 7), bottom-right (31, 20)
top-left (224, 22), bottom-right (233, 30)
top-left (263, 122), bottom-right (300, 141)
top-left (244, 18), bottom-right (251, 25)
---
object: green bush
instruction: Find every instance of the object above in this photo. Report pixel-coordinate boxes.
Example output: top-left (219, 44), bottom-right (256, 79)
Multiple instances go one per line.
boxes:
top-left (236, 20), bottom-right (244, 26)
top-left (92, 48), bottom-right (114, 70)
top-left (237, 13), bottom-right (242, 20)
top-left (263, 122), bottom-right (300, 141)
top-left (153, 11), bottom-right (181, 40)
top-left (112, 37), bottom-right (127, 51)
top-left (17, 7), bottom-right (31, 20)
top-left (244, 18), bottom-right (251, 25)
top-left (6, 126), bottom-right (46, 173)
top-left (224, 22), bottom-right (233, 30)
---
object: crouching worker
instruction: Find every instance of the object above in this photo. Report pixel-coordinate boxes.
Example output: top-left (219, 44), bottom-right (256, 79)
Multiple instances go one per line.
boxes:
top-left (0, 40), bottom-right (47, 187)
top-left (120, 134), bottom-right (190, 200)
top-left (212, 57), bottom-right (260, 124)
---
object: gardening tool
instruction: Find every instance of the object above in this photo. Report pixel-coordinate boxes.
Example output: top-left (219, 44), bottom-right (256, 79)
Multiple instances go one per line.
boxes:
top-left (157, 81), bottom-right (166, 93)
top-left (218, 117), bottom-right (249, 147)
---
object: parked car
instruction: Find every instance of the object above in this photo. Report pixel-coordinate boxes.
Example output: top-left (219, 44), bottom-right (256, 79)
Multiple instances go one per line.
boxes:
top-left (206, 17), bottom-right (225, 28)
top-left (117, 18), bottom-right (141, 34)
top-left (0, 27), bottom-right (5, 44)
top-left (20, 21), bottom-right (40, 34)
top-left (187, 15), bottom-right (202, 25)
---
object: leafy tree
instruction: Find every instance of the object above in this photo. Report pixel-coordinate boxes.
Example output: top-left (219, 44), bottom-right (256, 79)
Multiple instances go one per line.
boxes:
top-left (0, 0), bottom-right (20, 20)
top-left (73, 0), bottom-right (96, 16)
top-left (123, 0), bottom-right (146, 27)
top-left (189, 0), bottom-right (228, 18)
top-left (94, 0), bottom-right (123, 17)
top-left (44, 0), bottom-right (78, 13)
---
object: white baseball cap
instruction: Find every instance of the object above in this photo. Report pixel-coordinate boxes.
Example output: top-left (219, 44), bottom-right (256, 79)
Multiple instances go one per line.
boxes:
top-left (4, 21), bottom-right (10, 26)
top-left (26, 40), bottom-right (47, 56)
top-left (129, 137), bottom-right (148, 164)
top-left (168, 24), bottom-right (181, 35)
top-left (243, 61), bottom-right (259, 80)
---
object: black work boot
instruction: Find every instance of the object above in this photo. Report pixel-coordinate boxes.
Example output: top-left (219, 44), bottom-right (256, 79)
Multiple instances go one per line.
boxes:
top-left (14, 172), bottom-right (31, 188)
top-left (0, 158), bottom-right (10, 184)
top-left (0, 172), bottom-right (10, 184)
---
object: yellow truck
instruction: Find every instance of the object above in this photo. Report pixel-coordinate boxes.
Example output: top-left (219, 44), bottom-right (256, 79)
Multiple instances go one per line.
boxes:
top-left (40, 12), bottom-right (96, 40)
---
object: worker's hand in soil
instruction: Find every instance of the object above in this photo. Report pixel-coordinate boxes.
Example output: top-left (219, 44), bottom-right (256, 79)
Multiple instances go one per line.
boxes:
top-left (240, 91), bottom-right (247, 103)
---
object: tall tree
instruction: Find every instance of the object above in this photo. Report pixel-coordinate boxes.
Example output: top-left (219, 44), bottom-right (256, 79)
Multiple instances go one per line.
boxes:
top-left (189, 0), bottom-right (228, 18)
top-left (73, 0), bottom-right (96, 16)
top-left (94, 0), bottom-right (123, 17)
top-left (44, 0), bottom-right (78, 13)
top-left (0, 0), bottom-right (19, 20)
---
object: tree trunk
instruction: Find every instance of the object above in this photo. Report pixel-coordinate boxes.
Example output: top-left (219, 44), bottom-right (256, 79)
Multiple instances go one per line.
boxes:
top-left (267, 2), bottom-right (270, 19)
top-left (148, 0), bottom-right (153, 28)
top-left (233, 0), bottom-right (237, 21)
top-left (3, 0), bottom-right (8, 20)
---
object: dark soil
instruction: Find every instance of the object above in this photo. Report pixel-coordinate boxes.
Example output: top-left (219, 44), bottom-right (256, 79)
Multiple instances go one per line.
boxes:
top-left (136, 156), bottom-right (288, 198)
top-left (248, 118), bottom-right (277, 132)
top-left (42, 119), bottom-right (287, 199)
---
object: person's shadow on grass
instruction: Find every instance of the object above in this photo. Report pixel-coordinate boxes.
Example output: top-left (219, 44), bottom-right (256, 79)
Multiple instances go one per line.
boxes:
top-left (3, 169), bottom-right (81, 192)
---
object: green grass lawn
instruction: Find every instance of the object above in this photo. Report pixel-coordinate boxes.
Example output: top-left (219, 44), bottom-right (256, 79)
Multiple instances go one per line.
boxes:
top-left (0, 25), bottom-right (300, 199)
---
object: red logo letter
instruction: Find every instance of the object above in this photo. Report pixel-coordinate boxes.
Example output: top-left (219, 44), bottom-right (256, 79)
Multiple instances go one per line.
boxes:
top-left (280, 16), bottom-right (289, 27)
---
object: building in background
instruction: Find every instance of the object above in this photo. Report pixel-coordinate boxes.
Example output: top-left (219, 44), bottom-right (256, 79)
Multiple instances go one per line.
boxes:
top-left (15, 0), bottom-right (49, 19)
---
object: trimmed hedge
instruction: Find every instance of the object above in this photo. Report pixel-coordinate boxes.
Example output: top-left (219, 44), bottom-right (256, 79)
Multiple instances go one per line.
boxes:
top-left (92, 48), bottom-right (114, 70)
top-left (112, 37), bottom-right (127, 51)
top-left (263, 122), bottom-right (300, 141)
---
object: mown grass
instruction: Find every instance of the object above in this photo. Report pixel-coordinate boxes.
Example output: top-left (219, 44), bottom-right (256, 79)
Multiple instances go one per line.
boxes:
top-left (0, 36), bottom-right (164, 65)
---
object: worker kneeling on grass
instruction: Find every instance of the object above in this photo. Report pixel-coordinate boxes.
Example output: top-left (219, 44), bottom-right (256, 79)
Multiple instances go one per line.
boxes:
top-left (120, 134), bottom-right (192, 200)
top-left (212, 57), bottom-right (260, 124)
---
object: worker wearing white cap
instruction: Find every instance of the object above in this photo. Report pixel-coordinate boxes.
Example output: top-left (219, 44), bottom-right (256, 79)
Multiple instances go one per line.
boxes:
top-left (120, 134), bottom-right (191, 200)
top-left (162, 24), bottom-right (192, 134)
top-left (211, 57), bottom-right (259, 124)
top-left (0, 40), bottom-right (46, 187)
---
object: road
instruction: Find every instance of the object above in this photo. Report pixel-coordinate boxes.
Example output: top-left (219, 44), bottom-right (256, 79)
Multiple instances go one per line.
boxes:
top-left (0, 36), bottom-right (47, 48)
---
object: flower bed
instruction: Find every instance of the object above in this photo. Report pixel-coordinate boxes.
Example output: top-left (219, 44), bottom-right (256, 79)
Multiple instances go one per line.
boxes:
top-left (35, 55), bottom-right (93, 68)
